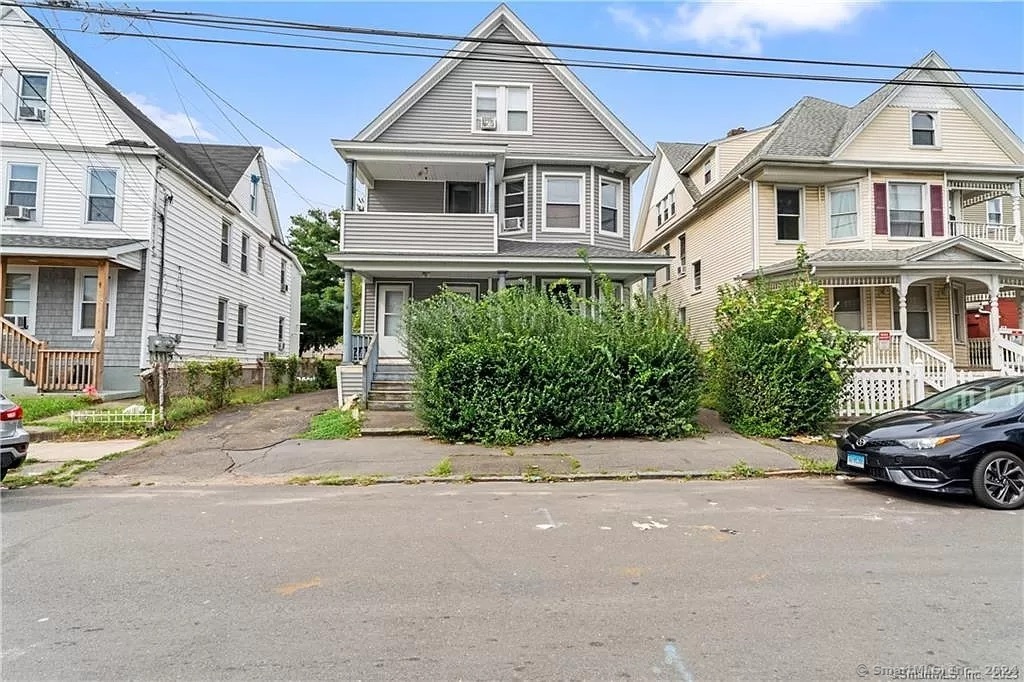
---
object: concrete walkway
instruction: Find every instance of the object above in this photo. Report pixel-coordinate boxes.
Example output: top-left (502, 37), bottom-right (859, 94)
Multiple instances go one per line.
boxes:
top-left (18, 439), bottom-right (146, 476)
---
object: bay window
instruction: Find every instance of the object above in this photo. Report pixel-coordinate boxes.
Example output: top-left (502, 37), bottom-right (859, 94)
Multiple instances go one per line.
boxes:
top-left (828, 186), bottom-right (858, 240)
top-left (543, 174), bottom-right (583, 231)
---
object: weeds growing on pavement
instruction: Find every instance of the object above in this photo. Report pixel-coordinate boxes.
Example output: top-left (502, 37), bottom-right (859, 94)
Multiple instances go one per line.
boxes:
top-left (427, 457), bottom-right (453, 477)
top-left (300, 409), bottom-right (360, 440)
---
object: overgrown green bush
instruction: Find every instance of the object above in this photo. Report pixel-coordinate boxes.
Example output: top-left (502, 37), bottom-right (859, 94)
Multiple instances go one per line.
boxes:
top-left (315, 359), bottom-right (338, 389)
top-left (708, 254), bottom-right (864, 437)
top-left (204, 359), bottom-right (242, 409)
top-left (404, 279), bottom-right (703, 445)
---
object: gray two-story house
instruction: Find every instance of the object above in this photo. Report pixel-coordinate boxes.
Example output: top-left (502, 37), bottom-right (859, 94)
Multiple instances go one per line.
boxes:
top-left (330, 4), bottom-right (669, 401)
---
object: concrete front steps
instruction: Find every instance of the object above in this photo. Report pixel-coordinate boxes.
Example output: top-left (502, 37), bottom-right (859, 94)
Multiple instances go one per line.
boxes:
top-left (0, 367), bottom-right (35, 396)
top-left (367, 360), bottom-right (415, 411)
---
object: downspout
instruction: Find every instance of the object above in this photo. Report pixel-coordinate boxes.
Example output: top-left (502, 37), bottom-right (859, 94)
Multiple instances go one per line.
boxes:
top-left (154, 192), bottom-right (173, 333)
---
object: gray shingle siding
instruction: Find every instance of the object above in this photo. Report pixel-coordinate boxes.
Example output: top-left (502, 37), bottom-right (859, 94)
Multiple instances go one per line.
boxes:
top-left (374, 25), bottom-right (634, 157)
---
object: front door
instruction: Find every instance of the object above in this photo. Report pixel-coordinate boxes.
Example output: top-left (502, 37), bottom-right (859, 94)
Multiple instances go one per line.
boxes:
top-left (378, 284), bottom-right (411, 357)
top-left (447, 183), bottom-right (479, 214)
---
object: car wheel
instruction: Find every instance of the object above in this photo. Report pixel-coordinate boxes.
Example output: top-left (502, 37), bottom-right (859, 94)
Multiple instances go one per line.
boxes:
top-left (0, 467), bottom-right (7, 481)
top-left (972, 451), bottom-right (1024, 510)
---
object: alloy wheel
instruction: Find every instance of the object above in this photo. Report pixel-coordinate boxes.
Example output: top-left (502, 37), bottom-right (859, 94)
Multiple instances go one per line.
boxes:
top-left (983, 456), bottom-right (1024, 507)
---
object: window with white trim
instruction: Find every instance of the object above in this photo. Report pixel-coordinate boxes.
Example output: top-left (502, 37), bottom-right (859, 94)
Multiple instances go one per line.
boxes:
top-left (240, 233), bottom-right (250, 273)
top-left (951, 284), bottom-right (966, 344)
top-left (249, 175), bottom-right (260, 213)
top-left (828, 185), bottom-right (858, 240)
top-left (86, 168), bottom-right (117, 223)
top-left (216, 298), bottom-right (228, 343)
top-left (663, 245), bottom-right (671, 284)
top-left (220, 220), bottom-right (231, 264)
top-left (703, 160), bottom-right (713, 185)
top-left (987, 198), bottom-right (1003, 225)
top-left (3, 270), bottom-right (35, 332)
top-left (74, 268), bottom-right (117, 336)
top-left (911, 111), bottom-right (936, 146)
top-left (892, 285), bottom-right (931, 340)
top-left (278, 316), bottom-right (286, 352)
top-left (236, 303), bottom-right (247, 345)
top-left (257, 243), bottom-right (265, 273)
top-left (656, 198), bottom-right (665, 226)
top-left (473, 84), bottom-right (532, 133)
top-left (599, 177), bottom-right (622, 234)
top-left (888, 183), bottom-right (925, 237)
top-left (776, 187), bottom-right (802, 241)
top-left (7, 163), bottom-right (39, 218)
top-left (832, 287), bottom-right (862, 331)
top-left (17, 72), bottom-right (48, 121)
top-left (668, 189), bottom-right (676, 217)
top-left (543, 175), bottom-right (583, 231)
top-left (502, 176), bottom-right (526, 233)
top-left (692, 260), bottom-right (702, 293)
top-left (677, 234), bottom-right (686, 273)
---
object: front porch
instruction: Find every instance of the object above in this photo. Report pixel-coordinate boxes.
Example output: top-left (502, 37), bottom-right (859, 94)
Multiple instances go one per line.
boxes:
top-left (0, 238), bottom-right (147, 393)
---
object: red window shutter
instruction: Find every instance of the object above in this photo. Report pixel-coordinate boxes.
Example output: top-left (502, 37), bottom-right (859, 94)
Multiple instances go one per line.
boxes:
top-left (930, 184), bottom-right (945, 236)
top-left (873, 183), bottom-right (888, 235)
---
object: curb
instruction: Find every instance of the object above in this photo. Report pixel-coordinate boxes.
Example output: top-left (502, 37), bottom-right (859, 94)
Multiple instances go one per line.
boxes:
top-left (26, 425), bottom-right (59, 442)
top-left (359, 428), bottom-right (429, 437)
top-left (286, 468), bottom-right (834, 486)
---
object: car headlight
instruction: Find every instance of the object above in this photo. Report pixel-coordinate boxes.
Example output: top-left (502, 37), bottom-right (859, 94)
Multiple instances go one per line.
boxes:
top-left (897, 435), bottom-right (961, 450)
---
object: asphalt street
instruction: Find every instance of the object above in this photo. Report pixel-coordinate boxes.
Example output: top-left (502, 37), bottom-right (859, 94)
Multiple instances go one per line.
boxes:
top-left (2, 479), bottom-right (1021, 681)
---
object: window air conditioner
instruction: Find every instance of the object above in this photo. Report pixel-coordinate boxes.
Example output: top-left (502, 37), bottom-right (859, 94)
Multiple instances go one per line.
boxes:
top-left (502, 217), bottom-right (524, 233)
top-left (477, 116), bottom-right (498, 131)
top-left (4, 205), bottom-right (35, 221)
top-left (3, 314), bottom-right (29, 330)
top-left (18, 105), bottom-right (46, 122)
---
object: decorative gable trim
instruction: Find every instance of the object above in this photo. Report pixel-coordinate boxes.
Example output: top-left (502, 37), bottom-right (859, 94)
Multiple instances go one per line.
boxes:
top-left (354, 4), bottom-right (649, 157)
top-left (904, 235), bottom-right (1023, 264)
top-left (831, 52), bottom-right (1024, 163)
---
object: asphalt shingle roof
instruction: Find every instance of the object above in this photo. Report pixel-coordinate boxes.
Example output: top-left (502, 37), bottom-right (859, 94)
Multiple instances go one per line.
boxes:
top-left (179, 144), bottom-right (260, 197)
top-left (660, 142), bottom-right (704, 172)
top-left (0, 235), bottom-right (145, 250)
top-left (497, 240), bottom-right (665, 259)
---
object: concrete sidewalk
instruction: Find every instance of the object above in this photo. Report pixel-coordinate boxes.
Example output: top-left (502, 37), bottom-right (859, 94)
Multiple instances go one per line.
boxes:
top-left (18, 439), bottom-right (146, 477)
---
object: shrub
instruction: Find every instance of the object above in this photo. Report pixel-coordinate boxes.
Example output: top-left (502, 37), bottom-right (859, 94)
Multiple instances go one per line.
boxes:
top-left (204, 359), bottom-right (242, 409)
top-left (404, 279), bottom-right (703, 445)
top-left (315, 359), bottom-right (338, 389)
top-left (708, 253), bottom-right (864, 438)
top-left (183, 360), bottom-right (206, 395)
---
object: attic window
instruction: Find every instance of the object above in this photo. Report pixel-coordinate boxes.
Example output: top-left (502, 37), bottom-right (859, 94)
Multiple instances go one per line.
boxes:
top-left (249, 174), bottom-right (260, 213)
top-left (17, 72), bottom-right (48, 122)
top-left (911, 111), bottom-right (936, 146)
top-left (473, 84), bottom-right (532, 134)
top-left (703, 160), bottom-right (713, 185)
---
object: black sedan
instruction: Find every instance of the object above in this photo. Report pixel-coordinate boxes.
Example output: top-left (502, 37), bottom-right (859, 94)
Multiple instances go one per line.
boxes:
top-left (836, 377), bottom-right (1024, 509)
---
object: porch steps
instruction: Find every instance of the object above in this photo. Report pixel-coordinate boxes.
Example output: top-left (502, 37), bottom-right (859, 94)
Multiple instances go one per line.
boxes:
top-left (0, 367), bottom-right (35, 396)
top-left (367, 361), bottom-right (415, 411)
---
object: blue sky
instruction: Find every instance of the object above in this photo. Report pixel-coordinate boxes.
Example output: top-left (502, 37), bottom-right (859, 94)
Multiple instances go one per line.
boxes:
top-left (42, 1), bottom-right (1024, 226)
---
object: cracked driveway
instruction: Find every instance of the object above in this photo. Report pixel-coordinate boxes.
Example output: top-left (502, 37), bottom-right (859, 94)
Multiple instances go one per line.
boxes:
top-left (85, 391), bottom-right (336, 485)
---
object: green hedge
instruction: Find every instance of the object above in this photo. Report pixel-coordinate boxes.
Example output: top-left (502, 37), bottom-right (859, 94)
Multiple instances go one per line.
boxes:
top-left (404, 280), bottom-right (703, 445)
top-left (708, 262), bottom-right (864, 438)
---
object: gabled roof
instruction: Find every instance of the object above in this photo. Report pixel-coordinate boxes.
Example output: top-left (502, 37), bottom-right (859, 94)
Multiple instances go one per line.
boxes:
top-left (660, 142), bottom-right (704, 172)
top-left (353, 4), bottom-right (650, 157)
top-left (179, 144), bottom-right (260, 197)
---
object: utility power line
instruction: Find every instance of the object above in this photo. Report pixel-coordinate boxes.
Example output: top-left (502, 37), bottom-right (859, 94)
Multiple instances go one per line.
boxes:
top-left (13, 0), bottom-right (1024, 78)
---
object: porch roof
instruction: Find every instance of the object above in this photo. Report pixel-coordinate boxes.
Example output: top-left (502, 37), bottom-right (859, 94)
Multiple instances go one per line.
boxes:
top-left (744, 236), bottom-right (1024, 280)
top-left (0, 235), bottom-right (149, 269)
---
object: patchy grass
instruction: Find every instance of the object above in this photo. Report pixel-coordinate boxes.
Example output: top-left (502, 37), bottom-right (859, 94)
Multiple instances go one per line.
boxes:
top-left (17, 395), bottom-right (91, 423)
top-left (300, 409), bottom-right (360, 440)
top-left (427, 457), bottom-right (453, 478)
top-left (566, 456), bottom-right (582, 472)
top-left (288, 474), bottom-right (380, 486)
top-left (49, 420), bottom-right (156, 441)
top-left (792, 455), bottom-right (836, 474)
top-left (232, 386), bottom-right (291, 406)
top-left (709, 460), bottom-right (767, 480)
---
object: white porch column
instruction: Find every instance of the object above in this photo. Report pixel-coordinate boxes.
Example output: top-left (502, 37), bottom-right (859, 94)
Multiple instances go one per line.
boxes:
top-left (496, 270), bottom-right (507, 290)
top-left (346, 160), bottom-right (357, 212)
top-left (990, 276), bottom-right (1002, 370)
top-left (896, 278), bottom-right (909, 366)
top-left (485, 163), bottom-right (496, 214)
top-left (342, 268), bottom-right (354, 363)
top-left (1013, 178), bottom-right (1022, 246)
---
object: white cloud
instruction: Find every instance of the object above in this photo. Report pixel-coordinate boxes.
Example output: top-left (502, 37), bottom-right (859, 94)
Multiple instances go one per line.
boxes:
top-left (262, 145), bottom-right (302, 169)
top-left (608, 1), bottom-right (878, 54)
top-left (126, 92), bottom-right (217, 142)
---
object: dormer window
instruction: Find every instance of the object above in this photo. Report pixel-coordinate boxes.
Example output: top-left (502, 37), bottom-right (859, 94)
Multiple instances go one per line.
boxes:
top-left (17, 72), bottom-right (48, 122)
top-left (911, 111), bottom-right (936, 146)
top-left (473, 83), bottom-right (532, 134)
top-left (249, 174), bottom-right (260, 213)
top-left (703, 160), bottom-right (713, 185)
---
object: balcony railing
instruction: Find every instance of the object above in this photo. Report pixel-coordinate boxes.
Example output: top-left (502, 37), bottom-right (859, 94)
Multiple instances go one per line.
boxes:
top-left (950, 220), bottom-right (1018, 244)
top-left (339, 212), bottom-right (497, 255)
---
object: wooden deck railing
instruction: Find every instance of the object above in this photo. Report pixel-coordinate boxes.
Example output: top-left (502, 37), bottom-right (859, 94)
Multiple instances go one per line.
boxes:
top-left (0, 318), bottom-right (100, 392)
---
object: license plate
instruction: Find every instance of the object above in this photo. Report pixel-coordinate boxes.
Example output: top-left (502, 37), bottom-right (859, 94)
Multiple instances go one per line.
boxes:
top-left (846, 453), bottom-right (866, 469)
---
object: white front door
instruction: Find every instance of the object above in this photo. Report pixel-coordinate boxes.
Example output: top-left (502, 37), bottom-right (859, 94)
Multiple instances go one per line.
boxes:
top-left (378, 284), bottom-right (411, 357)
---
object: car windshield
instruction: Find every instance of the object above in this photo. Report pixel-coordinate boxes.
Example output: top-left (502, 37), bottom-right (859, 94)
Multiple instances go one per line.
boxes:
top-left (912, 379), bottom-right (1024, 415)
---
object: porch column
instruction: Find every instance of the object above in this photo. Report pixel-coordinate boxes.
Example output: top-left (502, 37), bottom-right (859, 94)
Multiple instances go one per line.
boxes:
top-left (496, 270), bottom-right (507, 290)
top-left (1013, 178), bottom-right (1022, 245)
top-left (0, 255), bottom-right (6, 318)
top-left (990, 277), bottom-right (1002, 370)
top-left (342, 268), bottom-right (354, 363)
top-left (93, 261), bottom-right (110, 391)
top-left (346, 160), bottom-right (357, 212)
top-left (896, 279), bottom-right (909, 366)
top-left (485, 163), bottom-right (495, 214)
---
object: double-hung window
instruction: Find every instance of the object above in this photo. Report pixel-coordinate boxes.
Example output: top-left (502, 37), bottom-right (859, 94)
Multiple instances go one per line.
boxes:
top-left (832, 287), bottom-right (862, 331)
top-left (987, 198), bottom-right (1004, 225)
top-left (911, 111), bottom-right (936, 146)
top-left (893, 285), bottom-right (931, 340)
top-left (257, 243), bottom-right (266, 272)
top-left (703, 160), bottom-right (713, 185)
top-left (280, 260), bottom-right (288, 293)
top-left (829, 186), bottom-right (858, 240)
top-left (87, 168), bottom-right (117, 223)
top-left (668, 189), bottom-right (676, 217)
top-left (236, 304), bottom-right (247, 345)
top-left (74, 269), bottom-right (117, 335)
top-left (220, 220), bottom-right (231, 264)
top-left (599, 178), bottom-right (622, 234)
top-left (7, 164), bottom-right (39, 219)
top-left (240, 233), bottom-right (250, 273)
top-left (692, 260), bottom-right (702, 293)
top-left (677, 234), bottom-right (686, 274)
top-left (216, 298), bottom-right (228, 343)
top-left (888, 183), bottom-right (925, 237)
top-left (278, 316), bottom-right (286, 352)
top-left (17, 72), bottom-right (48, 121)
top-left (3, 271), bottom-right (34, 332)
top-left (473, 84), bottom-right (532, 133)
top-left (502, 176), bottom-right (526, 233)
top-left (543, 175), bottom-right (583, 231)
top-left (776, 187), bottom-right (802, 241)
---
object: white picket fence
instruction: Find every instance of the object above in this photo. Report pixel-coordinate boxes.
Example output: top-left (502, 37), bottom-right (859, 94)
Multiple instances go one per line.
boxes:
top-left (838, 361), bottom-right (926, 418)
